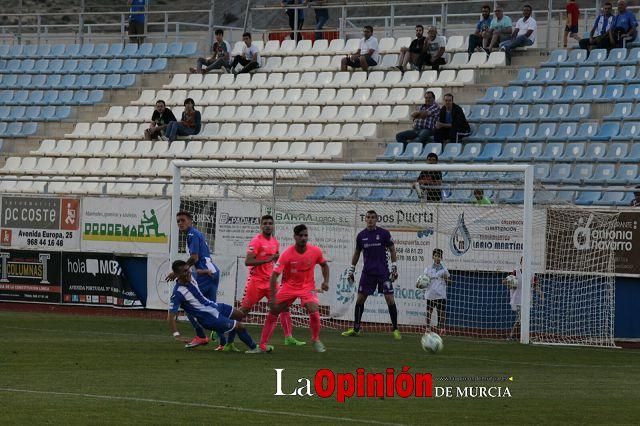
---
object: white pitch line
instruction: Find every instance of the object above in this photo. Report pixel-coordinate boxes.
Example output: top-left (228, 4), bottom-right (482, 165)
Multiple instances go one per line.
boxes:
top-left (0, 388), bottom-right (406, 426)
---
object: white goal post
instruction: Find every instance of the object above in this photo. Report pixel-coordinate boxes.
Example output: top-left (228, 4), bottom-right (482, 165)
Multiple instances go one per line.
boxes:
top-left (169, 161), bottom-right (616, 347)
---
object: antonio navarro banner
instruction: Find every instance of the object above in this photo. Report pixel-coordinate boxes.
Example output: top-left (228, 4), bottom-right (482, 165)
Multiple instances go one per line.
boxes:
top-left (81, 197), bottom-right (170, 255)
top-left (0, 250), bottom-right (61, 303)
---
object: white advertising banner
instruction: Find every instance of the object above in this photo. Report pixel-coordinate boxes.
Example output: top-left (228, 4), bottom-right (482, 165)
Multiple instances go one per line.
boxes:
top-left (146, 255), bottom-right (172, 310)
top-left (213, 200), bottom-right (262, 257)
top-left (81, 197), bottom-right (171, 255)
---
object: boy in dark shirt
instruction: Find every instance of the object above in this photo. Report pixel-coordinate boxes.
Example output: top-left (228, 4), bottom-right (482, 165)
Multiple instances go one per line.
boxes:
top-left (144, 100), bottom-right (176, 141)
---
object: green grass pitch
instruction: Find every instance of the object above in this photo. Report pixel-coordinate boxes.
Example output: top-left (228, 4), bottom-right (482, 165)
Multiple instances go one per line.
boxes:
top-left (0, 311), bottom-right (638, 425)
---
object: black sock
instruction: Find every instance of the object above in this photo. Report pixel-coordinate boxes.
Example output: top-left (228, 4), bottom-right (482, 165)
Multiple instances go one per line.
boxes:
top-left (354, 303), bottom-right (365, 331)
top-left (388, 304), bottom-right (398, 330)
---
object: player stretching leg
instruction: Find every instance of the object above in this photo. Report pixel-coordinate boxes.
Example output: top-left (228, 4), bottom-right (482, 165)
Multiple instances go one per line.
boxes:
top-left (423, 248), bottom-right (450, 334)
top-left (170, 210), bottom-right (226, 350)
top-left (503, 256), bottom-right (542, 340)
top-left (342, 210), bottom-right (401, 340)
top-left (259, 224), bottom-right (330, 353)
top-left (240, 215), bottom-right (305, 348)
top-left (168, 260), bottom-right (263, 354)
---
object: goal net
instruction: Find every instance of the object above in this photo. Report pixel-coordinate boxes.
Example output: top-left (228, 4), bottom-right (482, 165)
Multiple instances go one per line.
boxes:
top-left (170, 161), bottom-right (617, 347)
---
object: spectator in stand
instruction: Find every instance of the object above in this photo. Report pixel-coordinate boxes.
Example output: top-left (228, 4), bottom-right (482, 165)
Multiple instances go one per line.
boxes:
top-left (395, 24), bottom-right (428, 72)
top-left (190, 29), bottom-right (230, 74)
top-left (603, 0), bottom-right (638, 49)
top-left (435, 93), bottom-right (470, 144)
top-left (468, 4), bottom-right (493, 55)
top-left (499, 4), bottom-right (537, 66)
top-left (412, 153), bottom-right (442, 203)
top-left (631, 186), bottom-right (640, 206)
top-left (579, 2), bottom-right (614, 51)
top-left (473, 189), bottom-right (493, 205)
top-left (487, 6), bottom-right (513, 52)
top-left (127, 0), bottom-right (145, 45)
top-left (564, 0), bottom-right (581, 47)
top-left (144, 100), bottom-right (176, 141)
top-left (309, 0), bottom-right (329, 40)
top-left (165, 98), bottom-right (201, 144)
top-left (282, 0), bottom-right (305, 42)
top-left (341, 25), bottom-right (380, 71)
top-left (228, 32), bottom-right (261, 74)
top-left (423, 26), bottom-right (447, 71)
top-left (395, 90), bottom-right (440, 147)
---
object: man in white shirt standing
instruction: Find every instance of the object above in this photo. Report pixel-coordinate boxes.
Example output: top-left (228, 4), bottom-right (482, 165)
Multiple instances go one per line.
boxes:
top-left (228, 32), bottom-right (261, 74)
top-left (499, 4), bottom-right (537, 65)
top-left (341, 25), bottom-right (380, 71)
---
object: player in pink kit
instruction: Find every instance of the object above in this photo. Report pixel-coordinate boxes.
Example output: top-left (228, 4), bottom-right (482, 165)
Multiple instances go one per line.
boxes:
top-left (239, 215), bottom-right (306, 350)
top-left (258, 224), bottom-right (330, 353)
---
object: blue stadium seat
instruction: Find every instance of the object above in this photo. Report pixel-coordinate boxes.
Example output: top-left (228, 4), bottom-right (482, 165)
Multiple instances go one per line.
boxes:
top-left (507, 104), bottom-right (529, 121)
top-left (48, 44), bottom-right (66, 58)
top-left (150, 57), bottom-right (168, 72)
top-left (106, 43), bottom-right (124, 58)
top-left (0, 74), bottom-right (17, 87)
top-left (467, 104), bottom-right (490, 121)
top-left (87, 90), bottom-right (103, 104)
top-left (440, 143), bottom-right (463, 161)
top-left (93, 43), bottom-right (109, 57)
top-left (496, 86), bottom-right (523, 104)
top-left (532, 67), bottom-right (555, 83)
top-left (544, 104), bottom-right (570, 122)
top-left (21, 122), bottom-right (37, 135)
top-left (512, 123), bottom-right (537, 140)
top-left (597, 84), bottom-right (625, 103)
top-left (397, 142), bottom-right (423, 161)
top-left (166, 42), bottom-right (183, 57)
top-left (0, 106), bottom-right (9, 120)
top-left (476, 142), bottom-right (502, 161)
top-left (40, 105), bottom-right (55, 120)
top-left (591, 122), bottom-right (620, 141)
top-left (16, 74), bottom-right (31, 88)
top-left (122, 43), bottom-right (139, 57)
top-left (23, 106), bottom-right (41, 121)
top-left (603, 142), bottom-right (629, 163)
top-left (377, 142), bottom-right (403, 160)
top-left (8, 45), bottom-right (24, 57)
top-left (91, 58), bottom-right (108, 73)
top-left (105, 59), bottom-right (123, 73)
top-left (582, 142), bottom-right (608, 162)
top-left (64, 44), bottom-right (81, 57)
top-left (575, 191), bottom-right (601, 205)
top-left (56, 90), bottom-right (73, 105)
top-left (551, 67), bottom-right (574, 84)
top-left (620, 47), bottom-right (640, 65)
top-left (539, 142), bottom-right (564, 162)
top-left (2, 59), bottom-right (21, 73)
top-left (20, 45), bottom-right (38, 58)
top-left (5, 122), bottom-right (23, 136)
top-left (458, 143), bottom-right (483, 161)
top-left (534, 190), bottom-right (557, 204)
top-left (562, 48), bottom-right (588, 67)
top-left (557, 85), bottom-right (583, 103)
top-left (35, 45), bottom-right (52, 58)
top-left (27, 90), bottom-right (44, 105)
top-left (555, 191), bottom-right (576, 203)
top-left (590, 164), bottom-right (616, 184)
top-left (560, 142), bottom-right (586, 161)
top-left (120, 73), bottom-right (136, 88)
top-left (102, 74), bottom-right (119, 88)
top-left (580, 84), bottom-right (604, 102)
top-left (60, 74), bottom-right (77, 89)
top-left (307, 186), bottom-right (334, 200)
top-left (12, 90), bottom-right (27, 104)
top-left (566, 103), bottom-right (590, 121)
top-left (534, 163), bottom-right (550, 180)
top-left (604, 47), bottom-right (628, 65)
top-left (542, 163), bottom-right (571, 183)
top-left (622, 143), bottom-right (640, 162)
top-left (515, 85), bottom-right (543, 104)
top-left (486, 123), bottom-right (516, 141)
top-left (478, 86), bottom-right (503, 103)
top-left (326, 187), bottom-right (353, 200)
top-left (76, 59), bottom-right (93, 74)
top-left (510, 68), bottom-right (535, 86)
top-left (612, 122), bottom-right (640, 141)
top-left (90, 74), bottom-right (106, 89)
top-left (78, 43), bottom-right (95, 58)
top-left (75, 74), bottom-right (91, 88)
top-left (583, 48), bottom-right (607, 65)
top-left (356, 187), bottom-right (374, 200)
top-left (594, 192), bottom-right (626, 206)
top-left (572, 66), bottom-right (595, 84)
top-left (610, 164), bottom-right (638, 184)
top-left (122, 58), bottom-right (138, 73)
top-left (137, 58), bottom-right (153, 72)
top-left (620, 84), bottom-right (640, 102)
top-left (61, 59), bottom-right (79, 73)
top-left (343, 170), bottom-right (369, 181)
top-left (47, 59), bottom-right (63, 73)
top-left (528, 123), bottom-right (557, 141)
top-left (19, 59), bottom-right (35, 72)
top-left (443, 189), bottom-right (472, 203)
top-left (42, 90), bottom-right (58, 104)
top-left (53, 105), bottom-right (71, 120)
top-left (181, 42), bottom-right (198, 56)
top-left (32, 59), bottom-right (51, 73)
top-left (8, 105), bottom-right (25, 120)
top-left (568, 122), bottom-right (598, 141)
top-left (151, 42), bottom-right (168, 57)
top-left (388, 188), bottom-right (412, 202)
top-left (541, 49), bottom-right (567, 67)
top-left (400, 189), bottom-right (420, 202)
top-left (487, 105), bottom-right (510, 121)
top-left (0, 45), bottom-right (10, 57)
top-left (611, 65), bottom-right (637, 84)
top-left (136, 43), bottom-right (153, 57)
top-left (32, 74), bottom-right (49, 88)
top-left (0, 122), bottom-right (7, 136)
top-left (466, 123), bottom-right (496, 142)
top-left (415, 142), bottom-right (442, 160)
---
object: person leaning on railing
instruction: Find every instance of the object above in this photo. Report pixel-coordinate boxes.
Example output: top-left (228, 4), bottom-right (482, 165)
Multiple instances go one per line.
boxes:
top-left (127, 0), bottom-right (145, 46)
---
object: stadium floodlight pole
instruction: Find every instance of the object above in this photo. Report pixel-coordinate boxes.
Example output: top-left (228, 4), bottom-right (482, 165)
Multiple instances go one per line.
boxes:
top-left (170, 162), bottom-right (182, 265)
top-left (520, 164), bottom-right (534, 345)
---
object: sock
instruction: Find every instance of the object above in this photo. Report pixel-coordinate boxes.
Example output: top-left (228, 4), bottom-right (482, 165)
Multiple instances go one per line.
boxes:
top-left (237, 328), bottom-right (256, 350)
top-left (280, 311), bottom-right (293, 338)
top-left (226, 330), bottom-right (236, 344)
top-left (388, 303), bottom-right (398, 330)
top-left (186, 313), bottom-right (206, 339)
top-left (217, 332), bottom-right (227, 346)
top-left (354, 303), bottom-right (365, 331)
top-left (260, 312), bottom-right (279, 349)
top-left (310, 311), bottom-right (321, 342)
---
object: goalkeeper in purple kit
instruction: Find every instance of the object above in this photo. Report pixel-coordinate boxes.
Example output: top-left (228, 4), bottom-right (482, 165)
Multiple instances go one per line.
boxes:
top-left (342, 210), bottom-right (401, 340)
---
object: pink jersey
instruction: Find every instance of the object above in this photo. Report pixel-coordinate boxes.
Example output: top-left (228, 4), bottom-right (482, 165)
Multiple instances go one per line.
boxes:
top-left (247, 233), bottom-right (280, 282)
top-left (274, 244), bottom-right (326, 290)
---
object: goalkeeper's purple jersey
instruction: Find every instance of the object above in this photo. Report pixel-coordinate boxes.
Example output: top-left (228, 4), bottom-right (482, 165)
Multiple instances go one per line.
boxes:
top-left (356, 226), bottom-right (394, 276)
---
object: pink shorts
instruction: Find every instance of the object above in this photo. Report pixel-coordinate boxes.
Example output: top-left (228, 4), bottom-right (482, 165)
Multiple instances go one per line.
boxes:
top-left (241, 279), bottom-right (271, 309)
top-left (275, 285), bottom-right (319, 307)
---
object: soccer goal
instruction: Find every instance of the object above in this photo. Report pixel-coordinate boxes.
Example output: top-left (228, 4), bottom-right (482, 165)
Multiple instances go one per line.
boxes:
top-left (170, 161), bottom-right (617, 347)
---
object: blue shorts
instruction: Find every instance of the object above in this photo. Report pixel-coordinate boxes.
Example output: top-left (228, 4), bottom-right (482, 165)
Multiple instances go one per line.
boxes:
top-left (203, 303), bottom-right (236, 334)
top-left (358, 273), bottom-right (394, 296)
top-left (194, 271), bottom-right (220, 302)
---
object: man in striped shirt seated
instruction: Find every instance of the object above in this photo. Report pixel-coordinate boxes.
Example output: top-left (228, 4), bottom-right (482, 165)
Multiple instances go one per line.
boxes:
top-left (395, 90), bottom-right (440, 147)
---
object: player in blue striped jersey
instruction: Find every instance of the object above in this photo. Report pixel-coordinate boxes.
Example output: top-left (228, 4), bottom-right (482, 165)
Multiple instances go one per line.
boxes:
top-left (168, 260), bottom-right (264, 354)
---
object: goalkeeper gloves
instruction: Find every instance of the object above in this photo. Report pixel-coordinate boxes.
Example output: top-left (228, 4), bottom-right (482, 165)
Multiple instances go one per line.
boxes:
top-left (347, 265), bottom-right (356, 283)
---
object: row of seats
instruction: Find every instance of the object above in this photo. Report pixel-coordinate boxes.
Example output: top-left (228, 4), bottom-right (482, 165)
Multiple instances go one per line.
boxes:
top-left (64, 121), bottom-right (376, 141)
top-left (0, 89), bottom-right (103, 106)
top-left (259, 53), bottom-right (404, 72)
top-left (511, 65), bottom-right (639, 86)
top-left (165, 69), bottom-right (470, 91)
top-left (0, 73), bottom-right (136, 90)
top-left (379, 141), bottom-right (640, 164)
top-left (0, 105), bottom-right (70, 121)
top-left (442, 52), bottom-right (506, 69)
top-left (0, 122), bottom-right (37, 137)
top-left (0, 58), bottom-right (167, 74)
top-left (467, 103), bottom-right (590, 123)
top-left (99, 104), bottom-right (409, 124)
top-left (541, 48), bottom-right (640, 67)
top-left (133, 87), bottom-right (426, 107)
top-left (468, 121), bottom-right (640, 143)
top-left (30, 139), bottom-right (343, 160)
top-left (0, 42), bottom-right (196, 59)
top-left (479, 84), bottom-right (640, 104)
